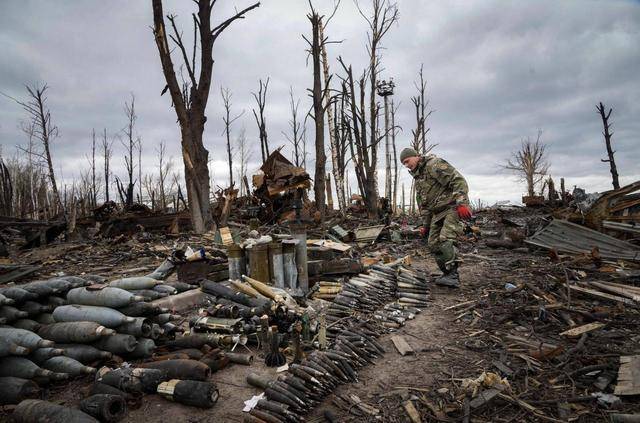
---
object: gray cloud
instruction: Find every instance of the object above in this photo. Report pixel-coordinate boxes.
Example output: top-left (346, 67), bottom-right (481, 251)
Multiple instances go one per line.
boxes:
top-left (1, 0), bottom-right (638, 205)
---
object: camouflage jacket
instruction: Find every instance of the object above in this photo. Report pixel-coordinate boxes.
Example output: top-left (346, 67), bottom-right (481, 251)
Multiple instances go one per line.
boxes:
top-left (411, 155), bottom-right (469, 216)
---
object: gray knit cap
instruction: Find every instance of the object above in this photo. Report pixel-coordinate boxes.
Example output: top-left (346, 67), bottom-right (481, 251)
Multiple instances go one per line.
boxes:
top-left (400, 147), bottom-right (419, 162)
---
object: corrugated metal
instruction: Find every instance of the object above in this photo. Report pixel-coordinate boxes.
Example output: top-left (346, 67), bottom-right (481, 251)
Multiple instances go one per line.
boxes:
top-left (603, 220), bottom-right (640, 234)
top-left (525, 219), bottom-right (640, 262)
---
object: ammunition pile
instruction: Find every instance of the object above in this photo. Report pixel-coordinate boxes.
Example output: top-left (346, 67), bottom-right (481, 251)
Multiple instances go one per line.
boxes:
top-left (245, 326), bottom-right (383, 423)
top-left (2, 230), bottom-right (433, 422)
top-left (241, 263), bottom-right (430, 419)
top-left (0, 275), bottom-right (110, 403)
top-left (324, 263), bottom-right (428, 336)
top-left (0, 259), bottom-right (213, 419)
top-left (395, 265), bottom-right (430, 307)
top-left (311, 281), bottom-right (342, 301)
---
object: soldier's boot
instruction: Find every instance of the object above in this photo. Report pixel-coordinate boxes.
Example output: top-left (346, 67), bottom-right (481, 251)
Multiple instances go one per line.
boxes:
top-left (434, 240), bottom-right (460, 288)
top-left (435, 266), bottom-right (460, 288)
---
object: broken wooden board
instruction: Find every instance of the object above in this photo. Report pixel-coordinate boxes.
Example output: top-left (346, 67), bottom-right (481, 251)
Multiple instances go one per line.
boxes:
top-left (569, 285), bottom-right (638, 307)
top-left (492, 360), bottom-right (514, 377)
top-left (559, 322), bottom-right (605, 338)
top-left (403, 400), bottom-right (422, 423)
top-left (217, 227), bottom-right (234, 246)
top-left (586, 281), bottom-right (640, 302)
top-left (614, 355), bottom-right (640, 396)
top-left (469, 388), bottom-right (503, 409)
top-left (361, 256), bottom-right (381, 267)
top-left (308, 239), bottom-right (352, 252)
top-left (391, 335), bottom-right (414, 356)
top-left (0, 265), bottom-right (40, 284)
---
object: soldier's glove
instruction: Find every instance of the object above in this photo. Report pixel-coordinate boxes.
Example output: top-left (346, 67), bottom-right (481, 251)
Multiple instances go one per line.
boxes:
top-left (419, 226), bottom-right (429, 238)
top-left (456, 204), bottom-right (472, 220)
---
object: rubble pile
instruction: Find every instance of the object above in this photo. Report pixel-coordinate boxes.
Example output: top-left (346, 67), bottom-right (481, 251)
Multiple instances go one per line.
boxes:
top-left (372, 205), bottom-right (639, 422)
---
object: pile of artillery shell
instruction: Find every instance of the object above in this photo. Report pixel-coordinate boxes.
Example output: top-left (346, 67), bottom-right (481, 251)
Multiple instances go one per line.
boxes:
top-left (312, 281), bottom-right (342, 301)
top-left (323, 264), bottom-right (427, 334)
top-left (246, 322), bottom-right (384, 422)
top-left (395, 266), bottom-right (429, 307)
top-left (324, 264), bottom-right (397, 336)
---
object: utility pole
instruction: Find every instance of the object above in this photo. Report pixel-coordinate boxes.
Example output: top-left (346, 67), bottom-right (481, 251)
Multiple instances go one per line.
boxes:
top-left (376, 79), bottom-right (395, 202)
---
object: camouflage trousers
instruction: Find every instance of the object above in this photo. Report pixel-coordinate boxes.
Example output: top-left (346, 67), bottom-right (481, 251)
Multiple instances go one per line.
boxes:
top-left (425, 208), bottom-right (463, 273)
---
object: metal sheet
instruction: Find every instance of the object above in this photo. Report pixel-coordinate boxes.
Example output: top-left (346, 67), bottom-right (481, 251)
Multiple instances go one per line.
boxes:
top-left (525, 219), bottom-right (640, 262)
top-left (354, 225), bottom-right (385, 245)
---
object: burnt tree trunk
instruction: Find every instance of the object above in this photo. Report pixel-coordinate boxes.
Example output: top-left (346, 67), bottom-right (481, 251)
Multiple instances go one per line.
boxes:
top-left (319, 19), bottom-right (345, 215)
top-left (596, 102), bottom-right (620, 190)
top-left (252, 79), bottom-right (270, 163)
top-left (152, 0), bottom-right (259, 233)
top-left (309, 11), bottom-right (326, 218)
top-left (102, 128), bottom-right (112, 203)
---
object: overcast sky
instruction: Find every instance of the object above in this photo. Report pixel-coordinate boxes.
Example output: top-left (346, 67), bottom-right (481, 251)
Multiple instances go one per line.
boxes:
top-left (1, 0), bottom-right (638, 206)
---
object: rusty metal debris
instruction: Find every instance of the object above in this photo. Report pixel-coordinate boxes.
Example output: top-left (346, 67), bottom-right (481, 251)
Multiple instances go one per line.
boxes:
top-left (526, 219), bottom-right (640, 262)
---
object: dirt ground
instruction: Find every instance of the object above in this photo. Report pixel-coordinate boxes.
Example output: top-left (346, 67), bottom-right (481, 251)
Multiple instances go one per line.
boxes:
top-left (3, 233), bottom-right (638, 422)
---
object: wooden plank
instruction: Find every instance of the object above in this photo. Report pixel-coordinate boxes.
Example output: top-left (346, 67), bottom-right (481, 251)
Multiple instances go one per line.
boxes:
top-left (444, 299), bottom-right (476, 311)
top-left (587, 281), bottom-right (640, 302)
top-left (559, 322), bottom-right (605, 338)
top-left (614, 355), bottom-right (640, 396)
top-left (403, 400), bottom-right (422, 423)
top-left (598, 281), bottom-right (640, 295)
top-left (569, 285), bottom-right (638, 307)
top-left (218, 227), bottom-right (234, 246)
top-left (0, 265), bottom-right (40, 284)
top-left (492, 360), bottom-right (514, 377)
top-left (312, 239), bottom-right (352, 252)
top-left (469, 388), bottom-right (502, 409)
top-left (390, 335), bottom-right (414, 356)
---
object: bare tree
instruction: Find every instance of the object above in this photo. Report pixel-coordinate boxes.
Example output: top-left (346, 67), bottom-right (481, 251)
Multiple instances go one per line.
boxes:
top-left (338, 0), bottom-right (398, 217)
top-left (156, 140), bottom-right (173, 211)
top-left (137, 136), bottom-right (143, 203)
top-left (86, 129), bottom-right (98, 208)
top-left (0, 158), bottom-right (12, 216)
top-left (221, 87), bottom-right (244, 188)
top-left (596, 101), bottom-right (620, 190)
top-left (6, 85), bottom-right (65, 220)
top-left (22, 121), bottom-right (39, 217)
top-left (142, 173), bottom-right (156, 210)
top-left (283, 87), bottom-right (305, 167)
top-left (101, 128), bottom-right (113, 203)
top-left (318, 1), bottom-right (345, 213)
top-left (331, 84), bottom-right (351, 213)
top-left (410, 64), bottom-right (435, 155)
top-left (235, 128), bottom-right (252, 197)
top-left (119, 94), bottom-right (137, 206)
top-left (252, 78), bottom-right (270, 163)
top-left (302, 124), bottom-right (308, 169)
top-left (503, 130), bottom-right (550, 197)
top-left (152, 0), bottom-right (260, 233)
top-left (306, 6), bottom-right (327, 217)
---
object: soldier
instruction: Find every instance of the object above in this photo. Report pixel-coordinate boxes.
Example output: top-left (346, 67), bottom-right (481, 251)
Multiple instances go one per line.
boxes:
top-left (400, 147), bottom-right (472, 287)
